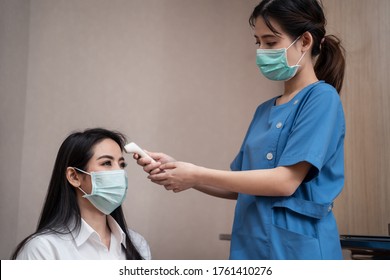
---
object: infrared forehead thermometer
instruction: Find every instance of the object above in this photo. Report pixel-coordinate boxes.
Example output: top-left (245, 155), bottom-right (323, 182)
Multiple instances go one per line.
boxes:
top-left (124, 142), bottom-right (156, 163)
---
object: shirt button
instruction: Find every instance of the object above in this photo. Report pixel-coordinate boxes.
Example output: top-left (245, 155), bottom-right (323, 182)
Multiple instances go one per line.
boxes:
top-left (276, 122), bottom-right (283, 129)
top-left (293, 100), bottom-right (299, 105)
top-left (266, 153), bottom-right (273, 160)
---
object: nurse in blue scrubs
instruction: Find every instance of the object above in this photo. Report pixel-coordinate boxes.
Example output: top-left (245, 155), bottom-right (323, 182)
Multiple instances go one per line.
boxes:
top-left (138, 0), bottom-right (346, 260)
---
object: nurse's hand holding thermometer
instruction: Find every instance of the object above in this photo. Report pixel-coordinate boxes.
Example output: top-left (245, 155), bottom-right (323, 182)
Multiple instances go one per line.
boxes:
top-left (125, 142), bottom-right (195, 192)
top-left (125, 142), bottom-right (175, 175)
top-left (128, 143), bottom-right (238, 196)
top-left (124, 142), bottom-right (155, 162)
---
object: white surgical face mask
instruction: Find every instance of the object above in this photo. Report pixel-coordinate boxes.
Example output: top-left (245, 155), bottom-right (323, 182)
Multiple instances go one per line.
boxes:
top-left (256, 36), bottom-right (306, 81)
top-left (74, 167), bottom-right (128, 215)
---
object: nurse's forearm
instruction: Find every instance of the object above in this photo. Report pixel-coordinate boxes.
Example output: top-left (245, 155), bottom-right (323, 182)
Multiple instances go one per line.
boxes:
top-left (196, 162), bottom-right (310, 196)
top-left (193, 184), bottom-right (238, 200)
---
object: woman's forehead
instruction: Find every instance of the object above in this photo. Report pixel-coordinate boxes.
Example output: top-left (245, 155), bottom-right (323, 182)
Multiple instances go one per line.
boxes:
top-left (254, 16), bottom-right (285, 38)
top-left (91, 139), bottom-right (122, 158)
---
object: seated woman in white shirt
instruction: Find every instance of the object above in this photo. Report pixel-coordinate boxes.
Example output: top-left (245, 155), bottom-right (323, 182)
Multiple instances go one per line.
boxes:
top-left (11, 128), bottom-right (151, 260)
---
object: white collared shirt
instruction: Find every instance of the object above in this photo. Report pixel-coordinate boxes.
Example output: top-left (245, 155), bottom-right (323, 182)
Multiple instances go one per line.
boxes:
top-left (16, 216), bottom-right (151, 260)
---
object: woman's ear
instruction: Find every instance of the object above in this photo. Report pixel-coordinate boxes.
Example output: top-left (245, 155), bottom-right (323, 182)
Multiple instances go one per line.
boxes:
top-left (301, 31), bottom-right (313, 52)
top-left (66, 167), bottom-right (81, 188)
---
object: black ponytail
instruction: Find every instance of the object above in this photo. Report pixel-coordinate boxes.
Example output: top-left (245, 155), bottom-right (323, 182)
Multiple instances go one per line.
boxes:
top-left (315, 35), bottom-right (346, 93)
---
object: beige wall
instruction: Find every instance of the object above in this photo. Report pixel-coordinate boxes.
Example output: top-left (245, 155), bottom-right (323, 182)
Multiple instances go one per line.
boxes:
top-left (324, 0), bottom-right (390, 236)
top-left (0, 0), bottom-right (30, 259)
top-left (1, 0), bottom-right (389, 260)
top-left (1, 0), bottom-right (276, 259)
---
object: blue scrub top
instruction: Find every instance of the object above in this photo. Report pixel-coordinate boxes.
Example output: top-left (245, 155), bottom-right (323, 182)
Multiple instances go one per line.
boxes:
top-left (230, 81), bottom-right (345, 259)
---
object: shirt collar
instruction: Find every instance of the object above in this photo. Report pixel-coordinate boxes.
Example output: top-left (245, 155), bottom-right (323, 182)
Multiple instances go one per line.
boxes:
top-left (107, 216), bottom-right (127, 249)
top-left (73, 216), bottom-right (127, 248)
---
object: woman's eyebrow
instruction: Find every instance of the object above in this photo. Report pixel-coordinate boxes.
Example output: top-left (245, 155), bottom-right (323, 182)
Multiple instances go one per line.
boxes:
top-left (254, 34), bottom-right (277, 41)
top-left (96, 155), bottom-right (114, 160)
top-left (260, 34), bottom-right (277, 40)
top-left (96, 155), bottom-right (125, 161)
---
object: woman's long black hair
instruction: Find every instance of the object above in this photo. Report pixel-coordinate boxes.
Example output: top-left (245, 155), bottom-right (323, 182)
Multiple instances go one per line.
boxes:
top-left (11, 128), bottom-right (143, 259)
top-left (250, 0), bottom-right (346, 93)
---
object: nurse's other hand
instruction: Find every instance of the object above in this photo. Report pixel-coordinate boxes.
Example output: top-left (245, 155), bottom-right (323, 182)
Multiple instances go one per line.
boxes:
top-left (147, 161), bottom-right (200, 192)
top-left (133, 152), bottom-right (176, 175)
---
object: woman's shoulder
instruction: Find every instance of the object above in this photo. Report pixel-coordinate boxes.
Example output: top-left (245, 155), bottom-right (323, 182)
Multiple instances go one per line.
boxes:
top-left (127, 228), bottom-right (146, 242)
top-left (300, 81), bottom-right (343, 109)
top-left (309, 81), bottom-right (340, 99)
top-left (15, 231), bottom-right (64, 259)
top-left (127, 229), bottom-right (152, 260)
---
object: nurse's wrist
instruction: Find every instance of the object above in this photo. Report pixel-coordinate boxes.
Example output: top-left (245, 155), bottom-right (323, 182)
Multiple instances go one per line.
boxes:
top-left (195, 166), bottom-right (208, 187)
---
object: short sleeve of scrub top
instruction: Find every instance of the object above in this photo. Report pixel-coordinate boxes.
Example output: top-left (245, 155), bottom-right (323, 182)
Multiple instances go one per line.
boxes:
top-left (277, 83), bottom-right (345, 181)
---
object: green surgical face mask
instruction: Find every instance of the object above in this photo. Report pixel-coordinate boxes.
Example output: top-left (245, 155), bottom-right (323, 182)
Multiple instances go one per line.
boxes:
top-left (256, 36), bottom-right (306, 81)
top-left (74, 167), bottom-right (128, 215)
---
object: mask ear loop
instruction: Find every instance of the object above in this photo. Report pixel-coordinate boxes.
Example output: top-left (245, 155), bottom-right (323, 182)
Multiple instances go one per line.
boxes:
top-left (284, 35), bottom-right (305, 67)
top-left (295, 51), bottom-right (307, 66)
top-left (286, 36), bottom-right (302, 50)
top-left (78, 187), bottom-right (89, 196)
top-left (286, 36), bottom-right (307, 67)
top-left (72, 167), bottom-right (91, 195)
top-left (73, 167), bottom-right (90, 175)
